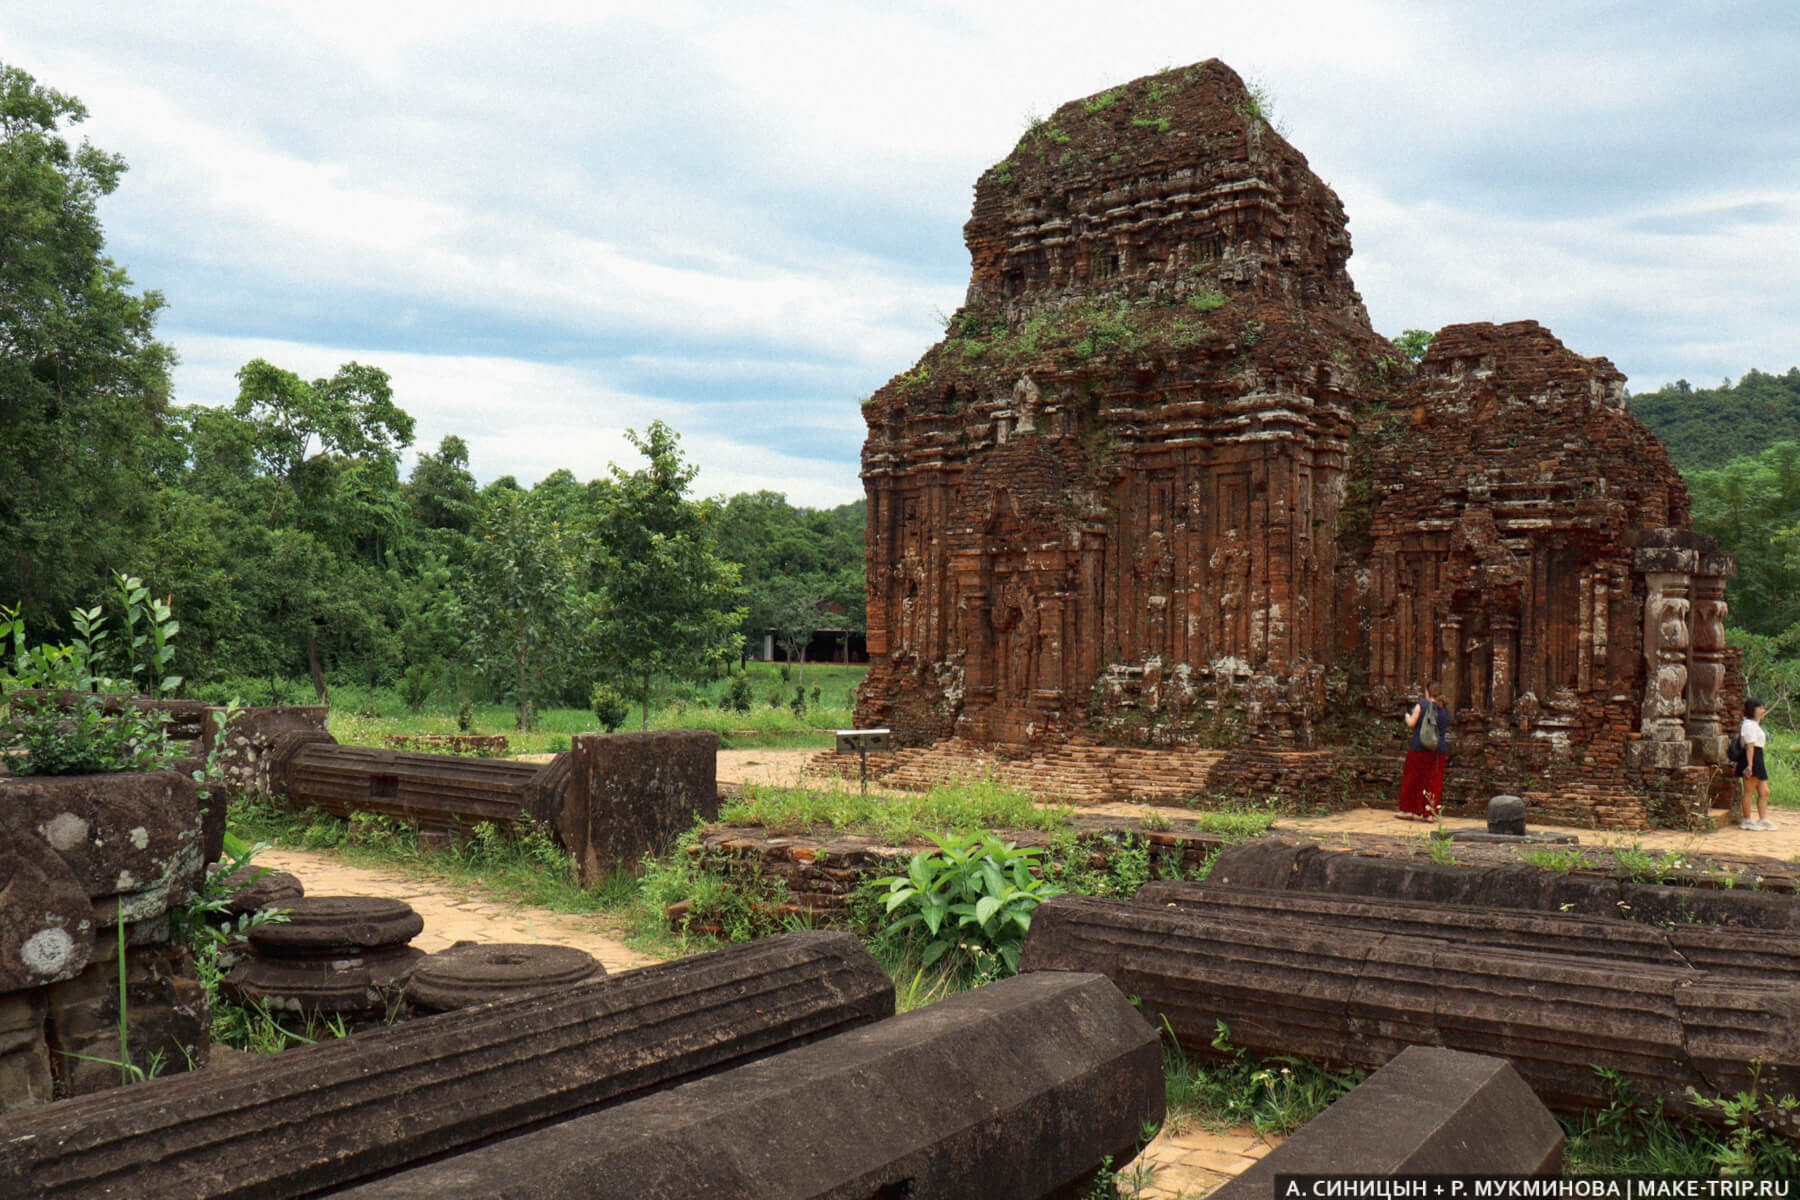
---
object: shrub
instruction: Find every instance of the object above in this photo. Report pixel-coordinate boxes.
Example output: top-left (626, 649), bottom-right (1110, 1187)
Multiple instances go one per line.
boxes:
top-left (401, 665), bottom-right (431, 714)
top-left (590, 683), bottom-right (630, 732)
top-left (873, 832), bottom-right (1063, 976)
top-left (2, 695), bottom-right (176, 775)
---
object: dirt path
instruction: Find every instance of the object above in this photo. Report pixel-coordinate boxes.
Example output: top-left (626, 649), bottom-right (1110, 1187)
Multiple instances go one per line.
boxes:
top-left (252, 848), bottom-right (662, 974)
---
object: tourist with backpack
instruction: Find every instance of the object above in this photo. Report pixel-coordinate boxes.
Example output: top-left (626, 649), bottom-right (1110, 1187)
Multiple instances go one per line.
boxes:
top-left (1397, 681), bottom-right (1451, 821)
top-left (1737, 697), bottom-right (1776, 831)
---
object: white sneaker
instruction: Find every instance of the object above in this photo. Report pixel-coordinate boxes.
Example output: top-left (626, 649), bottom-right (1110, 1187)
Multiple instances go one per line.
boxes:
top-left (1749, 820), bottom-right (1773, 831)
top-left (1761, 819), bottom-right (1779, 831)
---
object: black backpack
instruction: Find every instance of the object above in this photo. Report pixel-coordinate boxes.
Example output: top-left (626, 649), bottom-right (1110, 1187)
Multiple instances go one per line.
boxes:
top-left (1728, 735), bottom-right (1746, 769)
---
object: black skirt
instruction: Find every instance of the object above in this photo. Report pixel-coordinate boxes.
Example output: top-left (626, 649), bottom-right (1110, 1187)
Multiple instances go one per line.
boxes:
top-left (1750, 746), bottom-right (1769, 782)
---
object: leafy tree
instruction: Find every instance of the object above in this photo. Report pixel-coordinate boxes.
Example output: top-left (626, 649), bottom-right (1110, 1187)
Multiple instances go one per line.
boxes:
top-left (466, 488), bottom-right (590, 730)
top-left (715, 491), bottom-right (866, 659)
top-left (589, 422), bottom-right (745, 728)
top-left (1392, 329), bottom-right (1433, 362)
top-left (0, 62), bottom-right (174, 623)
top-left (406, 434), bottom-right (481, 537)
top-left (768, 576), bottom-right (834, 686)
top-left (147, 363), bottom-right (416, 692)
top-left (231, 358), bottom-right (413, 494)
top-left (1630, 367), bottom-right (1800, 471)
top-left (1690, 440), bottom-right (1800, 636)
top-left (387, 547), bottom-right (466, 711)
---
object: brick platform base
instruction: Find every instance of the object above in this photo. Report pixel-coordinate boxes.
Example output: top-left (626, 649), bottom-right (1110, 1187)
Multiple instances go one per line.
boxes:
top-left (812, 739), bottom-right (1733, 832)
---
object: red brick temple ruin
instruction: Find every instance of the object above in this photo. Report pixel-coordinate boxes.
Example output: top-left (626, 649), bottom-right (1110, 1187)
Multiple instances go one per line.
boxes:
top-left (855, 60), bottom-right (1736, 828)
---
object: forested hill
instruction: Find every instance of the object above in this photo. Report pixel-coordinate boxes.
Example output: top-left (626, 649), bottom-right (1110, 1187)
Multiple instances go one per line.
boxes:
top-left (1628, 368), bottom-right (1800, 471)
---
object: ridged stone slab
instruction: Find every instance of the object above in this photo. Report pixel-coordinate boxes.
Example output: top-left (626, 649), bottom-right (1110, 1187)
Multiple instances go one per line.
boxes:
top-left (0, 930), bottom-right (894, 1199)
top-left (1135, 880), bottom-right (1800, 985)
top-left (1209, 838), bottom-right (1800, 930)
top-left (1020, 894), bottom-right (1800, 1131)
top-left (1213, 1047), bottom-right (1563, 1193)
top-left (333, 971), bottom-right (1163, 1200)
top-left (406, 943), bottom-right (605, 1012)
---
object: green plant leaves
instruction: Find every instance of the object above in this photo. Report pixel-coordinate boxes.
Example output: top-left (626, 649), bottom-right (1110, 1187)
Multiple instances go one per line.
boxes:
top-left (871, 832), bottom-right (1063, 981)
top-left (1, 694), bottom-right (177, 775)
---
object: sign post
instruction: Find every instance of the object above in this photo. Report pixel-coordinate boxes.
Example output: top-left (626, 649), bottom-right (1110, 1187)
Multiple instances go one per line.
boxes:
top-left (833, 729), bottom-right (890, 797)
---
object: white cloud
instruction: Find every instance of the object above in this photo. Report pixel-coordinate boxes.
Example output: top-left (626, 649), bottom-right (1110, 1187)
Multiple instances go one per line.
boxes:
top-left (169, 333), bottom-right (865, 507)
top-left (8, 0), bottom-right (1799, 499)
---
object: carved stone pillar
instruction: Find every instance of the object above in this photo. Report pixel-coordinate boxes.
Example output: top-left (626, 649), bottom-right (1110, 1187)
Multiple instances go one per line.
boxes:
top-left (1685, 559), bottom-right (1734, 761)
top-left (1490, 612), bottom-right (1517, 715)
top-left (1440, 615), bottom-right (1464, 713)
top-left (1631, 538), bottom-right (1699, 770)
top-left (1640, 573), bottom-right (1691, 742)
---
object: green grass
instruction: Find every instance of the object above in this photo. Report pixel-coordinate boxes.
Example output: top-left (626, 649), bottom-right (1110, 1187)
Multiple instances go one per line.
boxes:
top-left (318, 662), bottom-right (867, 753)
top-left (1559, 1066), bottom-right (1799, 1176)
top-left (719, 776), bottom-right (1072, 842)
top-left (1758, 724), bottom-right (1800, 809)
top-left (1161, 1020), bottom-right (1363, 1138)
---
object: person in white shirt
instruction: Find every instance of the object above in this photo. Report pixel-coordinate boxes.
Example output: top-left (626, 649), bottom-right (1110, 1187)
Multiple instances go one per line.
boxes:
top-left (1738, 698), bottom-right (1775, 831)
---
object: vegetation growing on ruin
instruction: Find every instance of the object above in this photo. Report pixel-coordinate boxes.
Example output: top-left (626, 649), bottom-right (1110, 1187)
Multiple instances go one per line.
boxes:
top-left (935, 294), bottom-right (1229, 378)
top-left (872, 833), bottom-right (1061, 975)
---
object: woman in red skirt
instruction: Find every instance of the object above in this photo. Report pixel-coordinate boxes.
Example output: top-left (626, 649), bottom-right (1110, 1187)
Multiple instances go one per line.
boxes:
top-left (1397, 681), bottom-right (1450, 821)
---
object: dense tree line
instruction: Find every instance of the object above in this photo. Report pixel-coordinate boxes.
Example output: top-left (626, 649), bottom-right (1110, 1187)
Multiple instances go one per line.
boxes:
top-left (1629, 368), bottom-right (1800, 471)
top-left (0, 63), bottom-right (862, 724)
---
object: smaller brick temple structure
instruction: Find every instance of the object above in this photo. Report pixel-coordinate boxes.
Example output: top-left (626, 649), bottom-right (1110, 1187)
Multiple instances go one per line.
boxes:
top-left (854, 61), bottom-right (1736, 827)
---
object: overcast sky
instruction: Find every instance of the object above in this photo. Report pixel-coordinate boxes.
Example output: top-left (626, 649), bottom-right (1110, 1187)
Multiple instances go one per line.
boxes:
top-left (9, 1), bottom-right (1798, 506)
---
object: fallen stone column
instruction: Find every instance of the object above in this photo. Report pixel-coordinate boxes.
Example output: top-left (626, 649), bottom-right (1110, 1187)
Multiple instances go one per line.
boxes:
top-left (1020, 894), bottom-right (1800, 1129)
top-left (0, 931), bottom-right (893, 1200)
top-left (1135, 880), bottom-right (1800, 985)
top-left (1209, 838), bottom-right (1800, 931)
top-left (333, 971), bottom-right (1164, 1200)
top-left (1213, 1047), bottom-right (1563, 1193)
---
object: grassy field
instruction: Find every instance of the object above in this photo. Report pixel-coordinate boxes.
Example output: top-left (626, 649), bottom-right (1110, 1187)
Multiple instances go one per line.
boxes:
top-left (319, 661), bottom-right (867, 754)
top-left (1761, 725), bottom-right (1800, 809)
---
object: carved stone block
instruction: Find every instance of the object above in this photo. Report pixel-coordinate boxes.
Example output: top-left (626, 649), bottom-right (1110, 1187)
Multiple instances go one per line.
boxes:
top-left (331, 972), bottom-right (1162, 1200)
top-left (0, 931), bottom-right (894, 1199)
top-left (537, 731), bottom-right (719, 887)
top-left (1214, 1047), bottom-right (1562, 1191)
top-left (1020, 893), bottom-right (1800, 1130)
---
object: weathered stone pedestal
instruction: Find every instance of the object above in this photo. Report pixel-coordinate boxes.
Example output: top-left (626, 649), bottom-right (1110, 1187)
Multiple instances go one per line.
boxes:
top-left (405, 943), bottom-right (604, 1013)
top-left (224, 896), bottom-right (423, 1017)
top-left (530, 730), bottom-right (719, 887)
